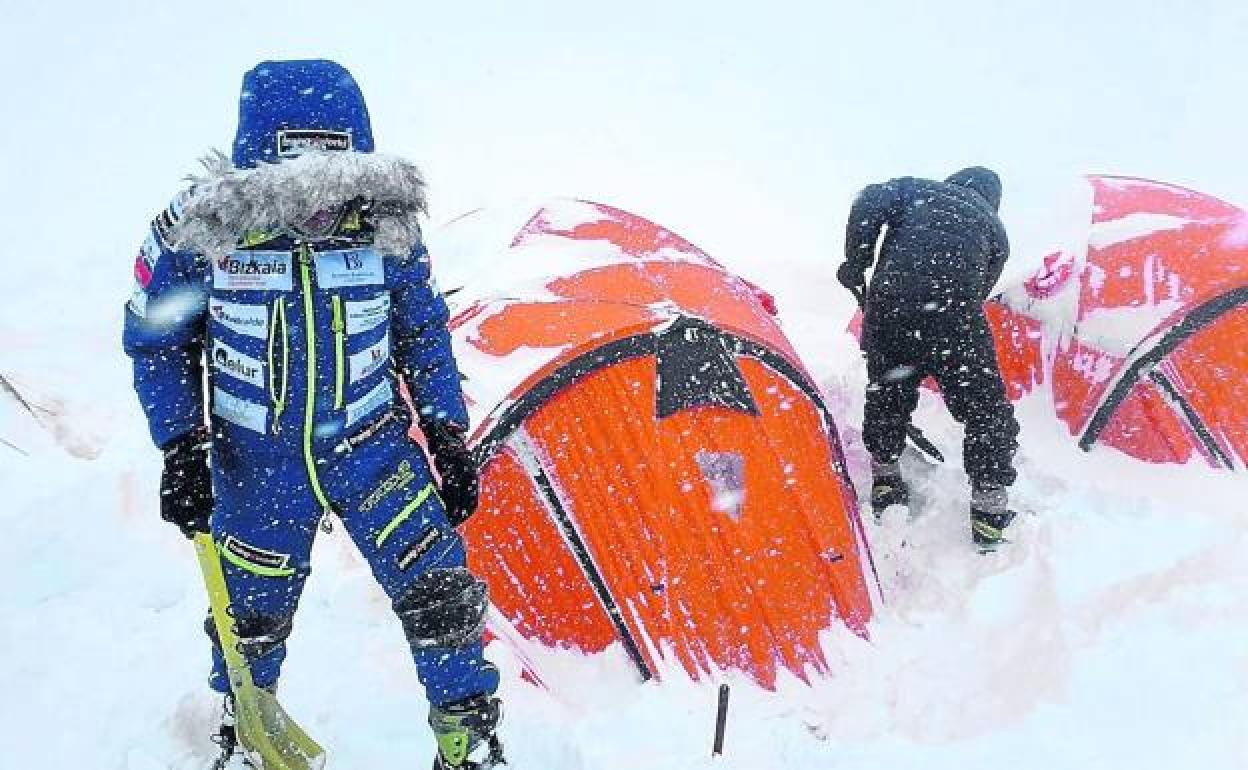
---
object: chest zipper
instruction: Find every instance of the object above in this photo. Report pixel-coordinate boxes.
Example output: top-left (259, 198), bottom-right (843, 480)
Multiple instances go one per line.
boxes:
top-left (297, 244), bottom-right (335, 522)
top-left (331, 295), bottom-right (346, 409)
top-left (267, 297), bottom-right (289, 433)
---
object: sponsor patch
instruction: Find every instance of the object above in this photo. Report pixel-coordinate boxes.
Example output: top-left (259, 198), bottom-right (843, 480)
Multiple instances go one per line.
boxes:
top-left (345, 380), bottom-right (392, 429)
top-left (213, 250), bottom-right (293, 292)
top-left (315, 248), bottom-right (384, 289)
top-left (212, 387), bottom-right (268, 433)
top-left (133, 235), bottom-right (160, 288)
top-left (349, 332), bottom-right (390, 384)
top-left (276, 128), bottom-right (352, 157)
top-left (345, 294), bottom-right (390, 334)
top-left (359, 459), bottom-right (417, 513)
top-left (212, 341), bottom-right (265, 389)
top-left (133, 255), bottom-right (153, 288)
top-left (397, 527), bottom-right (444, 571)
top-left (223, 535), bottom-right (291, 572)
top-left (152, 191), bottom-right (189, 248)
top-left (209, 299), bottom-right (269, 339)
top-left (127, 283), bottom-right (148, 317)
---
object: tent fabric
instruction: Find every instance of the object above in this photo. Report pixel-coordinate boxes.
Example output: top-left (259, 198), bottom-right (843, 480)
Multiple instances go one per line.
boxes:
top-left (990, 176), bottom-right (1248, 468)
top-left (439, 200), bottom-right (876, 688)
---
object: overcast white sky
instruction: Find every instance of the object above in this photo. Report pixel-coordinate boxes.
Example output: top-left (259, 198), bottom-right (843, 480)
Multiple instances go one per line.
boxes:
top-left (1, 0), bottom-right (1245, 325)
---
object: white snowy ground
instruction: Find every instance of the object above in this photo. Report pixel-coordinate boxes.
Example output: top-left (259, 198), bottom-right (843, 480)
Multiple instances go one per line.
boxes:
top-left (1, 229), bottom-right (1246, 770)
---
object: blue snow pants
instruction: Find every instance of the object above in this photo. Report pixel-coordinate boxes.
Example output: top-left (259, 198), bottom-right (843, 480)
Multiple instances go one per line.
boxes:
top-left (205, 415), bottom-right (499, 707)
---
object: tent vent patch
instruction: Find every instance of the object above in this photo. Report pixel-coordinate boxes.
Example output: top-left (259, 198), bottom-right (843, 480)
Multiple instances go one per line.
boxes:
top-left (696, 451), bottom-right (745, 521)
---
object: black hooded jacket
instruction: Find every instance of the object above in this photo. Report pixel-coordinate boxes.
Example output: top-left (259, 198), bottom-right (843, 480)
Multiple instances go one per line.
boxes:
top-left (844, 166), bottom-right (1009, 301)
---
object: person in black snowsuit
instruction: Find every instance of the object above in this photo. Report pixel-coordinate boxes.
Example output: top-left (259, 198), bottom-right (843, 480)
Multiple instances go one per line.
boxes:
top-left (838, 166), bottom-right (1020, 548)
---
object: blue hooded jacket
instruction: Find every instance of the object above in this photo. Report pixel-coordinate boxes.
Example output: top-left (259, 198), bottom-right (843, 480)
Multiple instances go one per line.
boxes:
top-left (123, 61), bottom-right (467, 468)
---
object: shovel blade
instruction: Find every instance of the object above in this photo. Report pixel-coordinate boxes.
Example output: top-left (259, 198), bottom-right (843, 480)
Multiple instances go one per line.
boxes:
top-left (234, 683), bottom-right (326, 770)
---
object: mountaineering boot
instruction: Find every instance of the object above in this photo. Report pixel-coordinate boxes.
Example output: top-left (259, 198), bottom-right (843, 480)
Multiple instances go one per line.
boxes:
top-left (209, 694), bottom-right (252, 770)
top-left (430, 693), bottom-right (505, 770)
top-left (870, 458), bottom-right (910, 520)
top-left (208, 683), bottom-right (282, 770)
top-left (970, 482), bottom-right (1017, 551)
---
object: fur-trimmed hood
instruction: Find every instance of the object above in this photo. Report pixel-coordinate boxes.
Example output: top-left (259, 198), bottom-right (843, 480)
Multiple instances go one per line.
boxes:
top-left (169, 150), bottom-right (428, 258)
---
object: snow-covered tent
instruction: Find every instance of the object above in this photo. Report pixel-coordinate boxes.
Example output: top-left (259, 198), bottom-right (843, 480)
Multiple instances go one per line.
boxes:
top-left (989, 176), bottom-right (1248, 468)
top-left (431, 200), bottom-right (876, 689)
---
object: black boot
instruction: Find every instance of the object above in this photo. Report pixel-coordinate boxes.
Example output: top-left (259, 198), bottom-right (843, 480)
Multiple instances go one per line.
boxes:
top-left (430, 693), bottom-right (505, 769)
top-left (869, 459), bottom-right (910, 519)
top-left (970, 482), bottom-right (1016, 551)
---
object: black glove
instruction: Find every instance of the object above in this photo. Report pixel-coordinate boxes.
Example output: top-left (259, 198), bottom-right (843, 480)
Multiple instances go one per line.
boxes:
top-left (160, 427), bottom-right (213, 538)
top-left (422, 420), bottom-right (479, 528)
top-left (836, 262), bottom-right (866, 301)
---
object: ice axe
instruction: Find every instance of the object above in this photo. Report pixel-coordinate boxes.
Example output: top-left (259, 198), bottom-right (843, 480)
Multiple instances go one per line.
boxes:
top-left (194, 533), bottom-right (327, 770)
top-left (849, 285), bottom-right (946, 464)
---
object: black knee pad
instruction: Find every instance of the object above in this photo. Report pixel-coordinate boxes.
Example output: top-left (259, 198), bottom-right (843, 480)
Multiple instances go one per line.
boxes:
top-left (204, 610), bottom-right (294, 661)
top-left (394, 567), bottom-right (489, 649)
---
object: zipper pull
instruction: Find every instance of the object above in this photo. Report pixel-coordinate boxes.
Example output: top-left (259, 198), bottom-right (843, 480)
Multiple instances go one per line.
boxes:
top-left (320, 509), bottom-right (335, 534)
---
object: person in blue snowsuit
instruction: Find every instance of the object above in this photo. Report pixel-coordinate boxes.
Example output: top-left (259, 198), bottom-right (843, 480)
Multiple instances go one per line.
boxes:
top-left (123, 60), bottom-right (503, 770)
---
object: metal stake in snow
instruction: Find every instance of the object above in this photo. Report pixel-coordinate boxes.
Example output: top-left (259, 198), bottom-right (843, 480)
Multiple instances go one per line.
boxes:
top-left (712, 683), bottom-right (730, 757)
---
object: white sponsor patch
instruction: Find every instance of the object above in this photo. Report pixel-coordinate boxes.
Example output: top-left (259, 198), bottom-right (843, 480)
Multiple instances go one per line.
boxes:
top-left (213, 251), bottom-right (293, 291)
top-left (346, 380), bottom-right (392, 428)
top-left (212, 387), bottom-right (268, 433)
top-left (127, 282), bottom-right (148, 317)
top-left (212, 340), bottom-right (265, 389)
top-left (315, 248), bottom-right (384, 289)
top-left (349, 332), bottom-right (390, 384)
top-left (140, 234), bottom-right (161, 269)
top-left (345, 293), bottom-right (390, 334)
top-left (277, 128), bottom-right (352, 156)
top-left (209, 299), bottom-right (269, 339)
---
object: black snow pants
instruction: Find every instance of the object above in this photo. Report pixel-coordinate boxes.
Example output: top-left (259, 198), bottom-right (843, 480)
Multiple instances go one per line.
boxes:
top-left (861, 292), bottom-right (1019, 488)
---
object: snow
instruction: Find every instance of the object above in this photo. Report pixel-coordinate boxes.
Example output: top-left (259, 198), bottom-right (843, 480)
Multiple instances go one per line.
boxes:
top-left (1072, 299), bottom-right (1184, 357)
top-left (1087, 212), bottom-right (1194, 249)
top-left (3, 3), bottom-right (1248, 769)
top-left (1223, 212), bottom-right (1248, 249)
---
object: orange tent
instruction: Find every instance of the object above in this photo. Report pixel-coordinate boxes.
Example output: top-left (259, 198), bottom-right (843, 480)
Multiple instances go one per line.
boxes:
top-left (989, 176), bottom-right (1248, 468)
top-left (438, 200), bottom-right (876, 688)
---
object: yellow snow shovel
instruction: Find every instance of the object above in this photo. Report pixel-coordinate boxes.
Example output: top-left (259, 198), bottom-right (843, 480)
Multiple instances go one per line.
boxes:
top-left (194, 533), bottom-right (327, 770)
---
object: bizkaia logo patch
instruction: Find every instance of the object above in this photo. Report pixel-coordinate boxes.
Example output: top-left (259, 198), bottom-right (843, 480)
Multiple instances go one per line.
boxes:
top-left (209, 300), bottom-right (269, 339)
top-left (212, 341), bottom-right (265, 389)
top-left (276, 129), bottom-right (352, 157)
top-left (213, 251), bottom-right (293, 291)
top-left (218, 256), bottom-right (288, 275)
